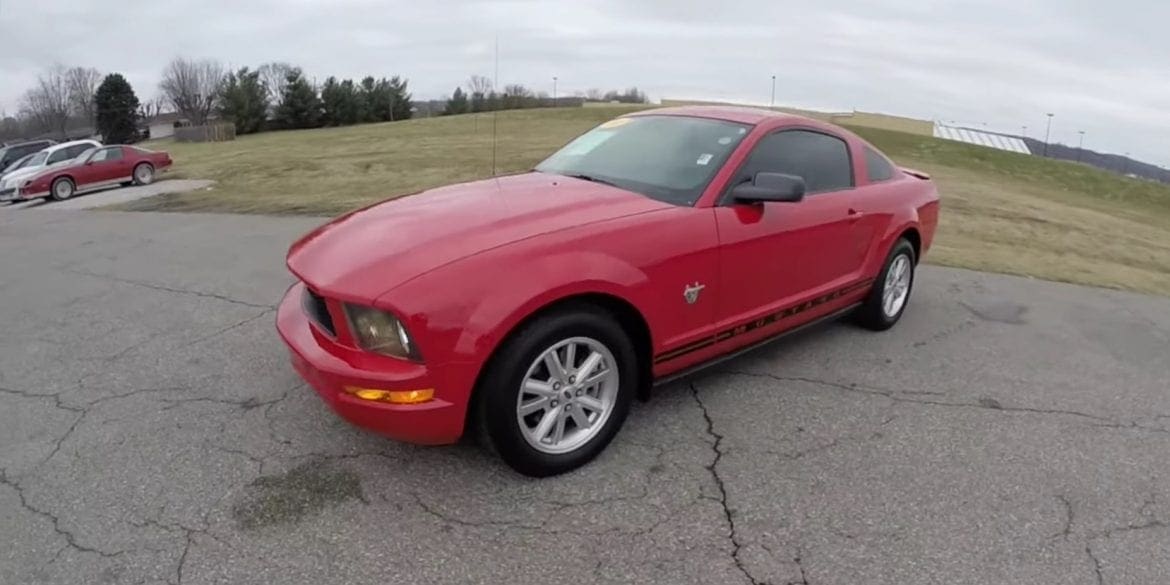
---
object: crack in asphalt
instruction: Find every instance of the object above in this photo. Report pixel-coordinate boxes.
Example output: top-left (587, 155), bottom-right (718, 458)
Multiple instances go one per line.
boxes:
top-left (64, 268), bottom-right (274, 309)
top-left (175, 308), bottom-right (276, 350)
top-left (720, 370), bottom-right (1170, 434)
top-left (690, 382), bottom-right (763, 585)
top-left (1052, 494), bottom-right (1075, 540)
top-left (1085, 542), bottom-right (1105, 585)
top-left (0, 468), bottom-right (127, 560)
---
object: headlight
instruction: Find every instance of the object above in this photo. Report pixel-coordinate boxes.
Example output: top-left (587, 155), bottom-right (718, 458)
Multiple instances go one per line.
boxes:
top-left (344, 304), bottom-right (420, 360)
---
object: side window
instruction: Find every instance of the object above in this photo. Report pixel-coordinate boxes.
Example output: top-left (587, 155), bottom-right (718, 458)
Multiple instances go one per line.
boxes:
top-left (47, 149), bottom-right (71, 164)
top-left (92, 148), bottom-right (123, 163)
top-left (865, 147), bottom-right (895, 182)
top-left (68, 145), bottom-right (92, 159)
top-left (736, 130), bottom-right (853, 194)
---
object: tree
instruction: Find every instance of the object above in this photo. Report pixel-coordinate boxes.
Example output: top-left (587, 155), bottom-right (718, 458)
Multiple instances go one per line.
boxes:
top-left (444, 87), bottom-right (469, 115)
top-left (275, 68), bottom-right (322, 129)
top-left (94, 73), bottom-right (140, 144)
top-left (258, 62), bottom-right (294, 108)
top-left (501, 84), bottom-right (533, 110)
top-left (65, 66), bottom-right (102, 126)
top-left (386, 76), bottom-right (412, 121)
top-left (20, 65), bottom-right (72, 137)
top-left (138, 95), bottom-right (165, 121)
top-left (217, 67), bottom-right (268, 134)
top-left (467, 75), bottom-right (493, 113)
top-left (159, 58), bottom-right (224, 126)
top-left (603, 87), bottom-right (648, 104)
top-left (320, 77), bottom-right (363, 126)
top-left (583, 88), bottom-right (604, 101)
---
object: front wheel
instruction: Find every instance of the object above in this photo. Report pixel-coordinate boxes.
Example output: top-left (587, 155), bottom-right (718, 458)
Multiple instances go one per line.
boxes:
top-left (478, 305), bottom-right (636, 477)
top-left (49, 177), bottom-right (75, 201)
top-left (855, 238), bottom-right (917, 331)
top-left (132, 163), bottom-right (155, 186)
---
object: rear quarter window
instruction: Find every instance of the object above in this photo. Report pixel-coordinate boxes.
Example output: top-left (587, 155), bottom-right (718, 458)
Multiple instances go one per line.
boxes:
top-left (865, 147), bottom-right (895, 182)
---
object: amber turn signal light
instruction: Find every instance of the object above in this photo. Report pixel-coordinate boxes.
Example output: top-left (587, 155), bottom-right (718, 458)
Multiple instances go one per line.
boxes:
top-left (343, 386), bottom-right (434, 404)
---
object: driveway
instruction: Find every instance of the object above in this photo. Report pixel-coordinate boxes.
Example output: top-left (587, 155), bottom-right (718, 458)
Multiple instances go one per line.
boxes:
top-left (2, 210), bottom-right (1167, 585)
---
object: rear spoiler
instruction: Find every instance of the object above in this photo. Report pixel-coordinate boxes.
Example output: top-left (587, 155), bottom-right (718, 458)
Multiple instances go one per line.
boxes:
top-left (900, 167), bottom-right (931, 180)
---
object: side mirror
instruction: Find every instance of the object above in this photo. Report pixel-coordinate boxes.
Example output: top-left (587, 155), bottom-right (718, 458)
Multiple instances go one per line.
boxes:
top-left (84, 160), bottom-right (94, 165)
top-left (731, 172), bottom-right (806, 203)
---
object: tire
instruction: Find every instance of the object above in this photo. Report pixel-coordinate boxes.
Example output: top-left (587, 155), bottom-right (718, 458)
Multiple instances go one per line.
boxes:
top-left (477, 304), bottom-right (637, 477)
top-left (854, 238), bottom-right (917, 331)
top-left (132, 163), bottom-right (155, 186)
top-left (49, 177), bottom-right (75, 201)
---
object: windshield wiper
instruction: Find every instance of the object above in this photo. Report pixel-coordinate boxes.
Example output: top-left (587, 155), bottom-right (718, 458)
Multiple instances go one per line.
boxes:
top-left (563, 173), bottom-right (619, 188)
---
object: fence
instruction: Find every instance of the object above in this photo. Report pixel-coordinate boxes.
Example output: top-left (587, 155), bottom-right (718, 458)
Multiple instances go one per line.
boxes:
top-left (174, 123), bottom-right (236, 143)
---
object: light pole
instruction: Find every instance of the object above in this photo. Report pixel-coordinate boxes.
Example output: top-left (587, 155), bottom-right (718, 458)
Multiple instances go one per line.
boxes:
top-left (1076, 131), bottom-right (1085, 162)
top-left (770, 75), bottom-right (776, 108)
top-left (1043, 113), bottom-right (1054, 157)
top-left (552, 76), bottom-right (558, 105)
top-left (1022, 125), bottom-right (1027, 138)
top-left (1123, 152), bottom-right (1131, 176)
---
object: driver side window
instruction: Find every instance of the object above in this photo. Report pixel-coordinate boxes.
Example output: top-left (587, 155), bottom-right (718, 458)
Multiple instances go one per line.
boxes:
top-left (735, 130), bottom-right (854, 194)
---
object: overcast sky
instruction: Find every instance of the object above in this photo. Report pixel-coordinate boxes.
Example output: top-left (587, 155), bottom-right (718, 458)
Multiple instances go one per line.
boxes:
top-left (2, 0), bottom-right (1167, 164)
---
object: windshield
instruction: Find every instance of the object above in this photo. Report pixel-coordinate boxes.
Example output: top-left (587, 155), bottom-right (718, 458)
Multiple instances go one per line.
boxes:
top-left (26, 152), bottom-right (47, 166)
top-left (3, 154), bottom-right (33, 174)
top-left (535, 115), bottom-right (751, 205)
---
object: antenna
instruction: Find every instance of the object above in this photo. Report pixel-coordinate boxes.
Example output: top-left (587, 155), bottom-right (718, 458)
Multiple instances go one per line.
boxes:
top-left (491, 35), bottom-right (499, 176)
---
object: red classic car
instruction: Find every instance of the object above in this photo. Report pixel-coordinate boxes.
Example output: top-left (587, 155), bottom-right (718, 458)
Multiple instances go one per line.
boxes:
top-left (15, 145), bottom-right (172, 201)
top-left (277, 106), bottom-right (940, 476)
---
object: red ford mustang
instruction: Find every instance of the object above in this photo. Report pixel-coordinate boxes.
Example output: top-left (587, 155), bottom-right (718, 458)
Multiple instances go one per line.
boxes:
top-left (16, 145), bottom-right (172, 202)
top-left (277, 106), bottom-right (940, 476)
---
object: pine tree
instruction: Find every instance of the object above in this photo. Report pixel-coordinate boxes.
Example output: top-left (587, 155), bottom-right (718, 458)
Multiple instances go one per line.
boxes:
top-left (94, 73), bottom-right (140, 143)
top-left (275, 69), bottom-right (322, 129)
top-left (217, 67), bottom-right (268, 134)
top-left (444, 87), bottom-right (469, 115)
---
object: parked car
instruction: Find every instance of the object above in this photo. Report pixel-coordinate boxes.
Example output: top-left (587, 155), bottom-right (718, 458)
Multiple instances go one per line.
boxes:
top-left (0, 139), bottom-right (56, 171)
top-left (8, 145), bottom-right (173, 202)
top-left (276, 106), bottom-right (941, 476)
top-left (0, 140), bottom-right (101, 201)
top-left (1, 152), bottom-right (36, 178)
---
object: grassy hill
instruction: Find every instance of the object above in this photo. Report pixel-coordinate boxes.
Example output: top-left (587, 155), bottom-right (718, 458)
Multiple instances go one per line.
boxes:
top-left (119, 106), bottom-right (1170, 295)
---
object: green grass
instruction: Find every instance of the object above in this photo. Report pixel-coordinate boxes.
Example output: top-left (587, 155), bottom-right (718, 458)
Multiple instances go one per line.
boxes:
top-left (115, 106), bottom-right (1170, 296)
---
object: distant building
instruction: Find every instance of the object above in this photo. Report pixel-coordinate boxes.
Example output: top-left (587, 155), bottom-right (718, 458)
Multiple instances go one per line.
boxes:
top-left (933, 123), bottom-right (1031, 154)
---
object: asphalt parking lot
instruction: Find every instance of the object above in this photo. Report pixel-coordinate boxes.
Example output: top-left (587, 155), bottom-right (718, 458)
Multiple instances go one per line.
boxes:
top-left (2, 209), bottom-right (1168, 585)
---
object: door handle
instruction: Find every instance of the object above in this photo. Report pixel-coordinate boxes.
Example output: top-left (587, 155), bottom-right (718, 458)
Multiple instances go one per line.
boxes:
top-left (847, 208), bottom-right (863, 219)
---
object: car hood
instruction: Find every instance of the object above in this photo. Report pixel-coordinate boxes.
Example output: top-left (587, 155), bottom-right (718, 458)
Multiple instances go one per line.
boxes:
top-left (287, 172), bottom-right (672, 302)
top-left (0, 166), bottom-right (43, 189)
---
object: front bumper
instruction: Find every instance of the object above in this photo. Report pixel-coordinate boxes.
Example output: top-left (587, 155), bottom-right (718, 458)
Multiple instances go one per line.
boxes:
top-left (276, 281), bottom-right (466, 445)
top-left (0, 187), bottom-right (16, 201)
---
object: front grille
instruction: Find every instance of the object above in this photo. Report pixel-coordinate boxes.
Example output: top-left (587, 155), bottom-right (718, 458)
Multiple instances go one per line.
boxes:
top-left (302, 288), bottom-right (336, 336)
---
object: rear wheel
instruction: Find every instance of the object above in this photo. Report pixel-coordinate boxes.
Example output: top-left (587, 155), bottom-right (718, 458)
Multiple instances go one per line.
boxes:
top-left (855, 238), bottom-right (916, 331)
top-left (132, 163), bottom-right (154, 186)
top-left (49, 177), bottom-right (75, 201)
top-left (478, 305), bottom-right (636, 477)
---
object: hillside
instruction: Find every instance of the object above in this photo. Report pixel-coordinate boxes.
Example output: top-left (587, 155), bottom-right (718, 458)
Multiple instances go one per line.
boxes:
top-left (118, 106), bottom-right (1170, 295)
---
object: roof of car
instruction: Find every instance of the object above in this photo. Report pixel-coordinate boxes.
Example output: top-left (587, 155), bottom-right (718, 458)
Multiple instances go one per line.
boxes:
top-left (627, 105), bottom-right (812, 125)
top-left (43, 139), bottom-right (100, 153)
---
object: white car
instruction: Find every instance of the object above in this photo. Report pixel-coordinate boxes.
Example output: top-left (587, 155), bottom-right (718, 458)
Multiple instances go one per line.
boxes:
top-left (0, 140), bottom-right (101, 201)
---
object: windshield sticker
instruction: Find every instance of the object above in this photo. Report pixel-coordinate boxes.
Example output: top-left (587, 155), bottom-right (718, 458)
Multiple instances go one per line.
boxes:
top-left (696, 153), bottom-right (714, 165)
top-left (717, 137), bottom-right (732, 145)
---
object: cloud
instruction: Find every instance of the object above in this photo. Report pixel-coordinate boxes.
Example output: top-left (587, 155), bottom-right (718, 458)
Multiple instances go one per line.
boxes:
top-left (1, 0), bottom-right (1166, 164)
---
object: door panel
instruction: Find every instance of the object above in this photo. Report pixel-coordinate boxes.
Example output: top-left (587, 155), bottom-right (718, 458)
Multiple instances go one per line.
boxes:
top-left (714, 193), bottom-right (858, 328)
top-left (83, 147), bottom-right (128, 186)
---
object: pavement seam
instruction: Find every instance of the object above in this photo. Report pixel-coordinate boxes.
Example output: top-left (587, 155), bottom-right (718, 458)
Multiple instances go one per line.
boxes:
top-left (63, 267), bottom-right (274, 309)
top-left (690, 381), bottom-right (764, 585)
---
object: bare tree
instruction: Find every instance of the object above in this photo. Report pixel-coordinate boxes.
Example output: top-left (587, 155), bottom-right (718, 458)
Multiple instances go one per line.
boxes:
top-left (20, 66), bottom-right (71, 137)
top-left (138, 95), bottom-right (166, 120)
top-left (467, 75), bottom-right (493, 96)
top-left (258, 62), bottom-right (294, 107)
top-left (65, 66), bottom-right (102, 125)
top-left (583, 88), bottom-right (604, 101)
top-left (159, 58), bottom-right (224, 126)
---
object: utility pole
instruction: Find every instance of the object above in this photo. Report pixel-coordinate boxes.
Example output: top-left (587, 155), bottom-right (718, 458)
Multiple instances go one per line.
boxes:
top-left (552, 76), bottom-right (558, 106)
top-left (1022, 125), bottom-right (1027, 138)
top-left (770, 75), bottom-right (776, 108)
top-left (1123, 153), bottom-right (1131, 176)
top-left (1043, 113), bottom-right (1054, 157)
top-left (1076, 131), bottom-right (1085, 162)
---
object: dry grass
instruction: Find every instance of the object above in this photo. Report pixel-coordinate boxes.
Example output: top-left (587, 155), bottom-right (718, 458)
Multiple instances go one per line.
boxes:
top-left (115, 107), bottom-right (1170, 296)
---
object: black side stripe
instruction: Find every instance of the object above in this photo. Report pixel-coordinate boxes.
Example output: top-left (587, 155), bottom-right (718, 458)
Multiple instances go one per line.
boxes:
top-left (653, 278), bottom-right (875, 365)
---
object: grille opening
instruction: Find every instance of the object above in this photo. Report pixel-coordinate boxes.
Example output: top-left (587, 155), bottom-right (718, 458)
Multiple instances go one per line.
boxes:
top-left (302, 288), bottom-right (336, 336)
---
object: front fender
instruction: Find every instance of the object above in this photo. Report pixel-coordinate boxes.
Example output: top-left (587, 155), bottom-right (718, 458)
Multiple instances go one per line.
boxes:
top-left (383, 248), bottom-right (650, 369)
